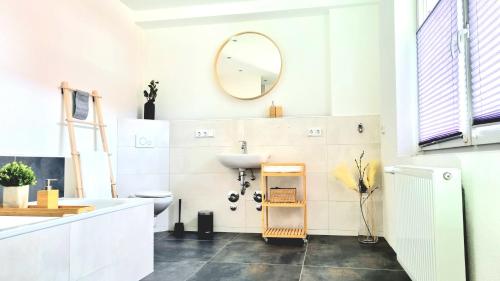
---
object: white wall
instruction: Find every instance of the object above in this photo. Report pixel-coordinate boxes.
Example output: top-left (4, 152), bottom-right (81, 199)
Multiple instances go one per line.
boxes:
top-left (143, 15), bottom-right (331, 119)
top-left (379, 0), bottom-right (500, 280)
top-left (140, 3), bottom-right (384, 234)
top-left (0, 0), bottom-right (143, 162)
top-left (143, 4), bottom-right (381, 119)
top-left (329, 4), bottom-right (381, 116)
top-left (168, 116), bottom-right (382, 235)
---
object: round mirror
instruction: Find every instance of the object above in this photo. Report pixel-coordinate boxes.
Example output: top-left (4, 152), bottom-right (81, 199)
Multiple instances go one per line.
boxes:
top-left (215, 32), bottom-right (282, 100)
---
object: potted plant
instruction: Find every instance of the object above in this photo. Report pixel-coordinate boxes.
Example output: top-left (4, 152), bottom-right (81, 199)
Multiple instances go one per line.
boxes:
top-left (143, 80), bottom-right (159, 120)
top-left (0, 161), bottom-right (37, 208)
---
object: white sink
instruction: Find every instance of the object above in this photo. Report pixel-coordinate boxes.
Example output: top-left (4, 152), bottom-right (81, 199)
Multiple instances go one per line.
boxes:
top-left (217, 153), bottom-right (270, 169)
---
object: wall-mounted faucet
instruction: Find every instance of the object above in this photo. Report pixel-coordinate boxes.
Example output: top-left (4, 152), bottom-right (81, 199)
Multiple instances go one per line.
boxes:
top-left (239, 140), bottom-right (248, 154)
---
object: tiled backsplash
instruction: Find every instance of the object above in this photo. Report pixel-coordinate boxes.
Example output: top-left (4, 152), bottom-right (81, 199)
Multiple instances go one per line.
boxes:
top-left (168, 115), bottom-right (382, 236)
top-left (0, 156), bottom-right (65, 203)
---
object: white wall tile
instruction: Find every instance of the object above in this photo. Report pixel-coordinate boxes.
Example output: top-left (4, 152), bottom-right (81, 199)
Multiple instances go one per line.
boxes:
top-left (243, 171), bottom-right (262, 201)
top-left (328, 173), bottom-right (360, 202)
top-left (267, 208), bottom-right (305, 229)
top-left (117, 147), bottom-right (169, 175)
top-left (329, 229), bottom-right (357, 236)
top-left (167, 116), bottom-right (382, 235)
top-left (170, 119), bottom-right (240, 148)
top-left (308, 229), bottom-right (330, 235)
top-left (170, 146), bottom-right (234, 174)
top-left (307, 201), bottom-right (329, 231)
top-left (329, 199), bottom-right (383, 236)
top-left (169, 173), bottom-right (245, 230)
top-left (117, 119), bottom-right (169, 148)
top-left (305, 172), bottom-right (328, 201)
top-left (116, 174), bottom-right (169, 197)
top-left (329, 201), bottom-right (360, 232)
top-left (327, 115), bottom-right (380, 145)
top-left (327, 144), bottom-right (381, 202)
top-left (252, 144), bottom-right (328, 173)
top-left (244, 199), bottom-right (262, 229)
top-left (243, 117), bottom-right (327, 146)
top-left (327, 144), bottom-right (381, 173)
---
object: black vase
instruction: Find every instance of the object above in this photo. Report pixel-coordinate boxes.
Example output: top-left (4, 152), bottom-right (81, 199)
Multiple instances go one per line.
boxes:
top-left (144, 101), bottom-right (155, 120)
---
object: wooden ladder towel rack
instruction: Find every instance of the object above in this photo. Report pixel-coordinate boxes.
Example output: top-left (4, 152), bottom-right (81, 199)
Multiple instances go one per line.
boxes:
top-left (60, 81), bottom-right (117, 198)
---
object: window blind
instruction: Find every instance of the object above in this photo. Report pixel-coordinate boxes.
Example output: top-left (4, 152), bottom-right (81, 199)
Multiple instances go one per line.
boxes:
top-left (417, 0), bottom-right (462, 145)
top-left (469, 0), bottom-right (500, 125)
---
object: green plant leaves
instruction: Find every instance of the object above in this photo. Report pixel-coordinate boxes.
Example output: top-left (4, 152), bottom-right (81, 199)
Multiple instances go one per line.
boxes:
top-left (144, 80), bottom-right (159, 102)
top-left (0, 161), bottom-right (37, 187)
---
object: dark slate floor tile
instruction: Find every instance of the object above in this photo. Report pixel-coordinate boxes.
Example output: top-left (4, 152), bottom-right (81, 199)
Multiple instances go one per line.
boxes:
top-left (141, 261), bottom-right (205, 281)
top-left (154, 239), bottom-right (228, 262)
top-left (188, 262), bottom-right (301, 281)
top-left (15, 156), bottom-right (65, 200)
top-left (232, 233), bottom-right (263, 242)
top-left (155, 231), bottom-right (238, 241)
top-left (305, 236), bottom-right (402, 270)
top-left (212, 240), bottom-right (305, 265)
top-left (301, 266), bottom-right (411, 281)
top-left (233, 233), bottom-right (305, 246)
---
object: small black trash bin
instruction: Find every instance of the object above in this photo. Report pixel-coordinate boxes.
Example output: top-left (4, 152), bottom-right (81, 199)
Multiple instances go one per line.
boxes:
top-left (198, 210), bottom-right (213, 240)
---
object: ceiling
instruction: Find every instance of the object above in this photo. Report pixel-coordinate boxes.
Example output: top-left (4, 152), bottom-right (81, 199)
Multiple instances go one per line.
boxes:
top-left (120, 0), bottom-right (252, 10)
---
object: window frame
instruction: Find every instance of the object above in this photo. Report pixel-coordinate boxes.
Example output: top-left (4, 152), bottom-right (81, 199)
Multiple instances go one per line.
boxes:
top-left (417, 0), bottom-right (500, 151)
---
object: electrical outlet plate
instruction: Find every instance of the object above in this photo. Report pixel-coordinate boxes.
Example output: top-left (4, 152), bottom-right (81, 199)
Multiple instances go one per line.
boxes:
top-left (195, 129), bottom-right (215, 138)
top-left (135, 134), bottom-right (155, 148)
top-left (307, 128), bottom-right (323, 137)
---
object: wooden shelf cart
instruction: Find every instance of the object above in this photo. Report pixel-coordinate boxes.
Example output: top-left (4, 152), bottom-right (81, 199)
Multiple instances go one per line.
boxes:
top-left (261, 162), bottom-right (307, 243)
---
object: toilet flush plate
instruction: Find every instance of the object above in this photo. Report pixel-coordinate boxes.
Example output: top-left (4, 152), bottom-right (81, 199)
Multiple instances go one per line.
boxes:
top-left (135, 134), bottom-right (155, 148)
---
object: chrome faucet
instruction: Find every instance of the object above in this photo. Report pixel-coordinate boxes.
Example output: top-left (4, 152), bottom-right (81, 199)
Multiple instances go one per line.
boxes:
top-left (239, 141), bottom-right (247, 154)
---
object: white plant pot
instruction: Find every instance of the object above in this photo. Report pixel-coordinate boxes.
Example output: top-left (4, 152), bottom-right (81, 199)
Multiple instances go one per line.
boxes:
top-left (3, 185), bottom-right (30, 208)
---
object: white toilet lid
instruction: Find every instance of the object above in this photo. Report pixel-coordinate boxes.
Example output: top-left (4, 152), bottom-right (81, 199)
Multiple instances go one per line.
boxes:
top-left (134, 190), bottom-right (173, 198)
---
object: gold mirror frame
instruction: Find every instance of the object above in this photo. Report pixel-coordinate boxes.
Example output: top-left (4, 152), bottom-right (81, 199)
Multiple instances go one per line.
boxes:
top-left (214, 31), bottom-right (283, 100)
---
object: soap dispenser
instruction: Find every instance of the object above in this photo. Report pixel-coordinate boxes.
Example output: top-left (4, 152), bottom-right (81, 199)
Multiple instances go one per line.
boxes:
top-left (37, 179), bottom-right (59, 209)
top-left (269, 101), bottom-right (277, 118)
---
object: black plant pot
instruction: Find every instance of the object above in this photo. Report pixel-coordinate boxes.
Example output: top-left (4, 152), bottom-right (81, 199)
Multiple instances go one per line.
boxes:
top-left (144, 101), bottom-right (155, 120)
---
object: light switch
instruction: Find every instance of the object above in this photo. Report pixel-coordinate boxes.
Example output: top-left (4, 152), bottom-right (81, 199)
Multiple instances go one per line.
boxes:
top-left (307, 128), bottom-right (323, 137)
top-left (195, 129), bottom-right (215, 138)
top-left (135, 134), bottom-right (155, 148)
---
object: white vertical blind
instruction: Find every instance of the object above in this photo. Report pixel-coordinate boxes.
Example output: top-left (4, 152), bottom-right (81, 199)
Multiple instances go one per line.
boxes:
top-left (417, 0), bottom-right (462, 145)
top-left (469, 0), bottom-right (500, 125)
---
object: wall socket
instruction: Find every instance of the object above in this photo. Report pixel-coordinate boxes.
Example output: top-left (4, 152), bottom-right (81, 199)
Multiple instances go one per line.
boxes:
top-left (195, 129), bottom-right (215, 138)
top-left (307, 128), bottom-right (323, 137)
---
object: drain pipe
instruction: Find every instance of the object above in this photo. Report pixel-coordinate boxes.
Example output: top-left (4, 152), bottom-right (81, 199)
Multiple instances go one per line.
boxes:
top-left (239, 169), bottom-right (250, 195)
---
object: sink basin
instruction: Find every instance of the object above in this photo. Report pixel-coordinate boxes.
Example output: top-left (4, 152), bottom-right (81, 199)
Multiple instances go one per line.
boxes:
top-left (217, 153), bottom-right (270, 169)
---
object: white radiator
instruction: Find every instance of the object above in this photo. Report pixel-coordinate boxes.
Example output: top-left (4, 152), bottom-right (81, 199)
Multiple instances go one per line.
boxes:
top-left (385, 166), bottom-right (466, 281)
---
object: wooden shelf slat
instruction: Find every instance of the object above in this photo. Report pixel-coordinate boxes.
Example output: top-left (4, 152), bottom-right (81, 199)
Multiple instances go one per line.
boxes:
top-left (263, 227), bottom-right (306, 238)
top-left (0, 205), bottom-right (95, 217)
top-left (262, 201), bottom-right (306, 208)
top-left (261, 172), bottom-right (304, 177)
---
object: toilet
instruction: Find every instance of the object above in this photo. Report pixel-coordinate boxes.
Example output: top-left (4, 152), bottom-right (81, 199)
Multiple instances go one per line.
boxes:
top-left (131, 190), bottom-right (174, 216)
